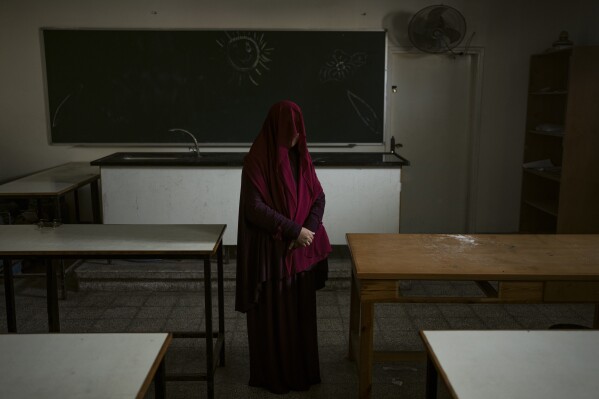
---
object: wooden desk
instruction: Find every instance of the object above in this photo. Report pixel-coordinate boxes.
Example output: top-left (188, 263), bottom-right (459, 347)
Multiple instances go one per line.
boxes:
top-left (346, 234), bottom-right (599, 399)
top-left (0, 162), bottom-right (101, 223)
top-left (420, 330), bottom-right (599, 399)
top-left (1, 223), bottom-right (226, 399)
top-left (0, 333), bottom-right (171, 399)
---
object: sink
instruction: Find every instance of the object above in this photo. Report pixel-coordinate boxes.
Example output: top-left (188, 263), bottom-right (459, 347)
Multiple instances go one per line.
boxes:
top-left (311, 153), bottom-right (407, 165)
top-left (311, 156), bottom-right (330, 163)
top-left (122, 156), bottom-right (186, 160)
top-left (381, 153), bottom-right (401, 162)
top-left (96, 152), bottom-right (248, 165)
top-left (121, 153), bottom-right (194, 160)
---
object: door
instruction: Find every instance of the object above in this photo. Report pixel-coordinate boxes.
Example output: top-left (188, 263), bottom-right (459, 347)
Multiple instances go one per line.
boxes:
top-left (389, 52), bottom-right (477, 233)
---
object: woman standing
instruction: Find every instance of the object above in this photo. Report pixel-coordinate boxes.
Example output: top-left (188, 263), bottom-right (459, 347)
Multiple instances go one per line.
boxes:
top-left (235, 100), bottom-right (332, 394)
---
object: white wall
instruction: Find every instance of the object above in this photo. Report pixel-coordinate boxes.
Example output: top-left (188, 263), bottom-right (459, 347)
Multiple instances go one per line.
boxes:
top-left (1, 0), bottom-right (598, 232)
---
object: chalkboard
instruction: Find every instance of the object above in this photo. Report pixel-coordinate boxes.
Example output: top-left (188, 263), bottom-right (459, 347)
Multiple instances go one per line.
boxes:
top-left (43, 29), bottom-right (386, 145)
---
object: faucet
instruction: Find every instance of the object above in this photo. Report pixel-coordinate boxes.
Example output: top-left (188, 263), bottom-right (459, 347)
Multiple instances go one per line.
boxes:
top-left (169, 128), bottom-right (200, 157)
top-left (389, 136), bottom-right (402, 154)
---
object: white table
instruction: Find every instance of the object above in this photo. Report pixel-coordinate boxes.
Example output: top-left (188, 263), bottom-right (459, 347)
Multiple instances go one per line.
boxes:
top-left (0, 162), bottom-right (101, 223)
top-left (0, 162), bottom-right (101, 299)
top-left (0, 333), bottom-right (171, 399)
top-left (1, 223), bottom-right (226, 399)
top-left (420, 330), bottom-right (599, 399)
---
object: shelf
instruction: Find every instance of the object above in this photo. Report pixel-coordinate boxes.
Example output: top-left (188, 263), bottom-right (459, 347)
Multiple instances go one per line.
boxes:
top-left (523, 199), bottom-right (558, 217)
top-left (522, 167), bottom-right (561, 182)
top-left (521, 46), bottom-right (599, 234)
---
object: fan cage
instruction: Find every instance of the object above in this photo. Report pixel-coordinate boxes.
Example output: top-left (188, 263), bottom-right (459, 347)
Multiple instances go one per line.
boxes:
top-left (408, 4), bottom-right (467, 53)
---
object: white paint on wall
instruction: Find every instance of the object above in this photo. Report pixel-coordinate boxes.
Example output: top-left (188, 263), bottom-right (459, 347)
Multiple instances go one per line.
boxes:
top-left (101, 167), bottom-right (243, 244)
top-left (317, 168), bottom-right (401, 243)
top-left (100, 166), bottom-right (401, 245)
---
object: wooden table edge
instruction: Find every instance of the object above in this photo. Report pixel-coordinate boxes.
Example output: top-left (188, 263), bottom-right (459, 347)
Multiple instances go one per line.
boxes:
top-left (137, 332), bottom-right (173, 399)
top-left (419, 330), bottom-right (460, 399)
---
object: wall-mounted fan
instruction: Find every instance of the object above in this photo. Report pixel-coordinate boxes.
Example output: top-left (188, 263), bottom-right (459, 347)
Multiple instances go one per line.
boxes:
top-left (408, 5), bottom-right (467, 54)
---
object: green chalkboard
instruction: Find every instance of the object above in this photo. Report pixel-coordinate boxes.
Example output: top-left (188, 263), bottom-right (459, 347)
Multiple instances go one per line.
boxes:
top-left (43, 29), bottom-right (386, 145)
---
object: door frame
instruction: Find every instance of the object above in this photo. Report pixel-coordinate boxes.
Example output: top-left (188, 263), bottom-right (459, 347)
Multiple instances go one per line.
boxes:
top-left (385, 46), bottom-right (485, 232)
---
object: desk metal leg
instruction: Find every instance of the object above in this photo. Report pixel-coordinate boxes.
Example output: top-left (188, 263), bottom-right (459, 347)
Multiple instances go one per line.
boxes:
top-left (217, 242), bottom-right (225, 366)
top-left (46, 260), bottom-right (60, 332)
top-left (54, 197), bottom-right (62, 222)
top-left (90, 180), bottom-right (101, 223)
top-left (73, 189), bottom-right (81, 222)
top-left (155, 358), bottom-right (166, 399)
top-left (204, 258), bottom-right (214, 399)
top-left (358, 300), bottom-right (374, 399)
top-left (52, 197), bottom-right (68, 301)
top-left (59, 259), bottom-right (67, 300)
top-left (425, 355), bottom-right (438, 399)
top-left (36, 199), bottom-right (42, 220)
top-left (3, 257), bottom-right (17, 332)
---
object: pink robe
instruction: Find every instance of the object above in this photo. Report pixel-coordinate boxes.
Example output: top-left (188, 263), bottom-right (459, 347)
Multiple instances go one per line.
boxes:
top-left (235, 101), bottom-right (331, 393)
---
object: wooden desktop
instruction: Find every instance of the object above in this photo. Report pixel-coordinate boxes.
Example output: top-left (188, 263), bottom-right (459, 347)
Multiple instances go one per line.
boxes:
top-left (346, 233), bottom-right (599, 399)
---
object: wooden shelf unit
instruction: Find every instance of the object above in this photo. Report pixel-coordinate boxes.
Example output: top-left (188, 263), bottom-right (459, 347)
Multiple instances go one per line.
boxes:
top-left (519, 47), bottom-right (599, 233)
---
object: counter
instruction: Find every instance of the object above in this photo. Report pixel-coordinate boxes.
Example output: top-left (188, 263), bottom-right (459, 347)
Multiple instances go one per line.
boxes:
top-left (92, 152), bottom-right (407, 245)
top-left (91, 151), bottom-right (409, 167)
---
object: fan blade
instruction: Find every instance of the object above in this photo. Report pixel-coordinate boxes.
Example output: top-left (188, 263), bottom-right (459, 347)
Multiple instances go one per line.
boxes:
top-left (442, 27), bottom-right (462, 44)
top-left (427, 6), bottom-right (447, 21)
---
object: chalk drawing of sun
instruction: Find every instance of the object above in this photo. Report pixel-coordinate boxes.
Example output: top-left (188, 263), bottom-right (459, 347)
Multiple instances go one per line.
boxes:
top-left (216, 32), bottom-right (273, 86)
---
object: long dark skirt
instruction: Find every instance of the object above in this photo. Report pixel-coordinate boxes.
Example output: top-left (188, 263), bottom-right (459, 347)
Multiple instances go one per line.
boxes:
top-left (247, 259), bottom-right (328, 394)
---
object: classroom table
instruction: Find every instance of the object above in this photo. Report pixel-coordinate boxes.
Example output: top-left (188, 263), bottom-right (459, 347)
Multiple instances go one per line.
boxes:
top-left (0, 162), bottom-right (101, 223)
top-left (1, 223), bottom-right (226, 399)
top-left (346, 233), bottom-right (599, 399)
top-left (420, 330), bottom-right (599, 399)
top-left (0, 162), bottom-right (101, 299)
top-left (0, 333), bottom-right (172, 399)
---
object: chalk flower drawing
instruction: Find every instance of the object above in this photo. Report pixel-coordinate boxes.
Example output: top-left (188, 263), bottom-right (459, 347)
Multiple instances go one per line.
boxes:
top-left (216, 32), bottom-right (273, 86)
top-left (319, 50), bottom-right (367, 82)
top-left (347, 90), bottom-right (380, 135)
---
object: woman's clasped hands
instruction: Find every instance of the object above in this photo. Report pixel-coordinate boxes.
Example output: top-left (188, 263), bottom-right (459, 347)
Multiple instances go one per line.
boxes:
top-left (290, 227), bottom-right (314, 249)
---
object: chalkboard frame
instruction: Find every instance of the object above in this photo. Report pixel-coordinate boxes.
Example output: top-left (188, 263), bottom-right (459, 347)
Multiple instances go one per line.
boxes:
top-left (41, 28), bottom-right (387, 146)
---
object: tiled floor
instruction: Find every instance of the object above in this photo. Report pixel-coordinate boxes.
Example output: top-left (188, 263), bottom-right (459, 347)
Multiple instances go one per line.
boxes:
top-left (1, 258), bottom-right (594, 399)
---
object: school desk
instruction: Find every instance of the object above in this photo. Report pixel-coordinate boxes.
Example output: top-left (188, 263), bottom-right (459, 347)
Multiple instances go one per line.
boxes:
top-left (0, 333), bottom-right (171, 399)
top-left (0, 162), bottom-right (101, 223)
top-left (0, 162), bottom-right (101, 299)
top-left (346, 233), bottom-right (599, 399)
top-left (1, 223), bottom-right (226, 399)
top-left (420, 330), bottom-right (599, 399)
